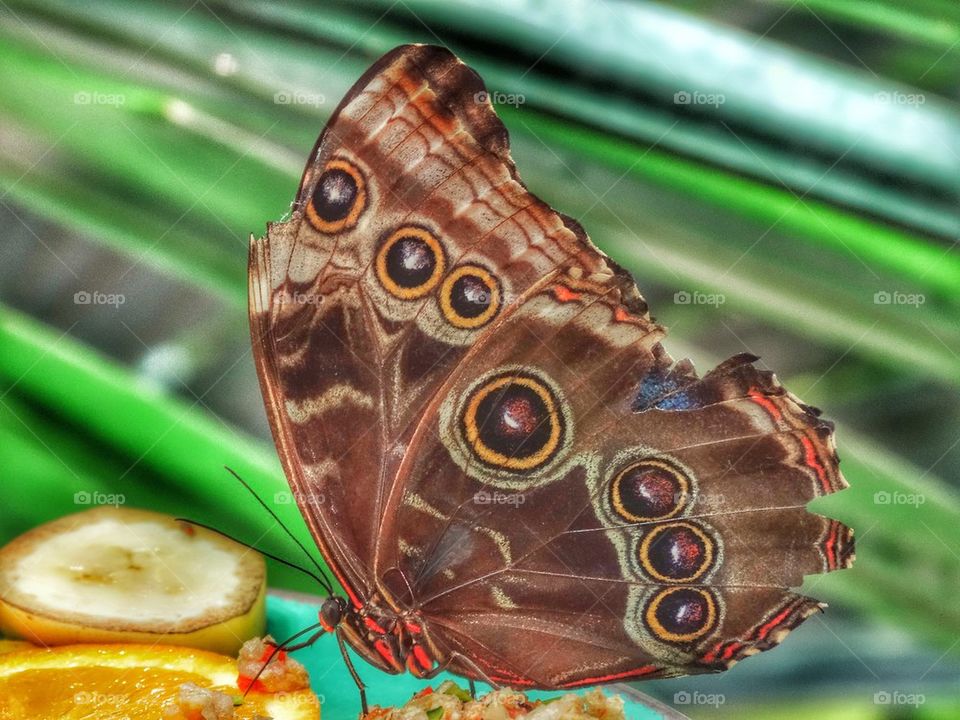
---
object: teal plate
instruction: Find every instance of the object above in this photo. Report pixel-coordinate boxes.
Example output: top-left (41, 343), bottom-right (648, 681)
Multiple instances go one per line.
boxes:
top-left (267, 594), bottom-right (676, 719)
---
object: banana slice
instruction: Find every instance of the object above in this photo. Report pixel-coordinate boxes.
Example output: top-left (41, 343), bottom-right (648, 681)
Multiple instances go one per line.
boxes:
top-left (0, 507), bottom-right (265, 654)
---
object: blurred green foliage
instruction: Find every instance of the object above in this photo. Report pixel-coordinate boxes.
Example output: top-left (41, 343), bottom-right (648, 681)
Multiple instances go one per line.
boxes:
top-left (0, 1), bottom-right (958, 717)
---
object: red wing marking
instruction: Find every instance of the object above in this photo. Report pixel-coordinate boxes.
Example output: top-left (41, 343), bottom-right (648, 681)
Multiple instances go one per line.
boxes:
top-left (374, 639), bottom-right (403, 671)
top-left (800, 434), bottom-right (832, 494)
top-left (755, 603), bottom-right (797, 641)
top-left (821, 518), bottom-right (852, 571)
top-left (552, 284), bottom-right (582, 303)
top-left (473, 654), bottom-right (536, 686)
top-left (364, 616), bottom-right (388, 634)
top-left (558, 665), bottom-right (659, 687)
top-left (347, 590), bottom-right (363, 610)
top-left (700, 598), bottom-right (817, 666)
top-left (412, 644), bottom-right (433, 671)
top-left (490, 675), bottom-right (536, 686)
top-left (405, 655), bottom-right (419, 674)
top-left (747, 386), bottom-right (783, 422)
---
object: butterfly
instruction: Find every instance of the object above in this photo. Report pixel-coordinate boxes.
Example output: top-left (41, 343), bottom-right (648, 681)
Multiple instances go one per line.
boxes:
top-left (247, 44), bottom-right (854, 711)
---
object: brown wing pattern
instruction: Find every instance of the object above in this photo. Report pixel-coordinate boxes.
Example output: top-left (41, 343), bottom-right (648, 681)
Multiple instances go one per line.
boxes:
top-left (249, 45), bottom-right (638, 606)
top-left (381, 273), bottom-right (852, 686)
top-left (250, 43), bottom-right (853, 687)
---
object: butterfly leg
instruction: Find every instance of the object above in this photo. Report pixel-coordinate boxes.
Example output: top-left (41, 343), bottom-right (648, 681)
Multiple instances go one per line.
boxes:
top-left (337, 627), bottom-right (368, 715)
top-left (448, 651), bottom-right (501, 691)
top-left (282, 629), bottom-right (326, 652)
top-left (407, 652), bottom-right (487, 697)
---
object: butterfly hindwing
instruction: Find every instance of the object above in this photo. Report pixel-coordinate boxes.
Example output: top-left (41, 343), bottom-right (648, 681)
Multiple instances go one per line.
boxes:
top-left (381, 273), bottom-right (852, 685)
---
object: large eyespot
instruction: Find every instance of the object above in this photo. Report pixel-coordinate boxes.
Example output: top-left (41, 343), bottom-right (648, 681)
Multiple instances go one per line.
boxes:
top-left (637, 521), bottom-right (717, 583)
top-left (375, 227), bottom-right (446, 299)
top-left (461, 371), bottom-right (564, 471)
top-left (610, 458), bottom-right (690, 523)
top-left (644, 587), bottom-right (718, 644)
top-left (440, 265), bottom-right (501, 329)
top-left (306, 158), bottom-right (367, 234)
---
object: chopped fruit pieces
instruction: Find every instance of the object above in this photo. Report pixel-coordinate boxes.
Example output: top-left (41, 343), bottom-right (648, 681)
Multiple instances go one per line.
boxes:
top-left (161, 682), bottom-right (236, 720)
top-left (237, 636), bottom-right (311, 693)
top-left (364, 681), bottom-right (624, 720)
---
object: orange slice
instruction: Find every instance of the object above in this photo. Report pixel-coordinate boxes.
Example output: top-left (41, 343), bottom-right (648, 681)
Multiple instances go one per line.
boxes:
top-left (0, 640), bottom-right (34, 655)
top-left (0, 643), bottom-right (320, 719)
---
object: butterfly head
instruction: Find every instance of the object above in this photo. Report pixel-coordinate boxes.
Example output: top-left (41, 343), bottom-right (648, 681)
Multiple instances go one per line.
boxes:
top-left (319, 595), bottom-right (348, 633)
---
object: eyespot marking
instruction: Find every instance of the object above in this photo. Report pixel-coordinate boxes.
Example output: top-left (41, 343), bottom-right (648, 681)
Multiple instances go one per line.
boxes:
top-left (376, 226), bottom-right (446, 299)
top-left (460, 371), bottom-right (564, 472)
top-left (638, 521), bottom-right (716, 583)
top-left (644, 587), bottom-right (718, 644)
top-left (610, 458), bottom-right (690, 523)
top-left (440, 264), bottom-right (501, 329)
top-left (306, 158), bottom-right (367, 233)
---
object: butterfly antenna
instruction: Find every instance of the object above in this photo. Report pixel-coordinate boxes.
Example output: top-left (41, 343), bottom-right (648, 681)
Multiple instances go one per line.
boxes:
top-left (224, 466), bottom-right (335, 595)
top-left (176, 518), bottom-right (333, 595)
top-left (242, 621), bottom-right (325, 699)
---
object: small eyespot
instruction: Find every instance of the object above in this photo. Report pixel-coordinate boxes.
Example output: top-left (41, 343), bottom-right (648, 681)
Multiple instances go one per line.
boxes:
top-left (610, 458), bottom-right (690, 523)
top-left (643, 587), bottom-right (718, 644)
top-left (375, 227), bottom-right (446, 299)
top-left (461, 371), bottom-right (564, 472)
top-left (306, 158), bottom-right (367, 234)
top-left (440, 265), bottom-right (501, 329)
top-left (637, 521), bottom-right (716, 583)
